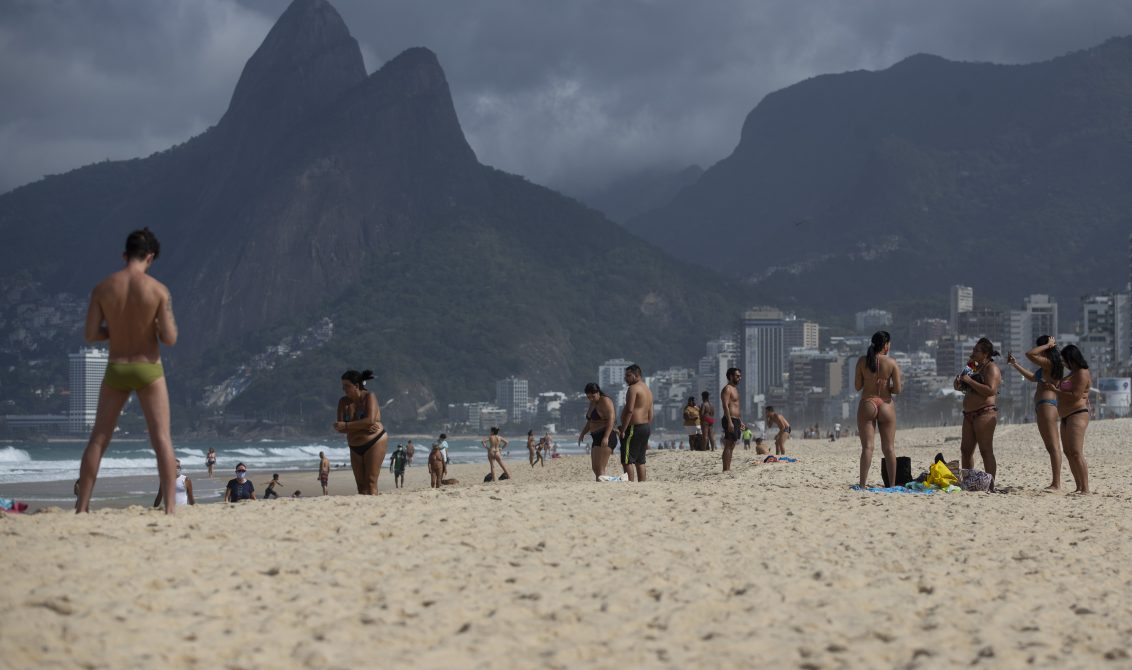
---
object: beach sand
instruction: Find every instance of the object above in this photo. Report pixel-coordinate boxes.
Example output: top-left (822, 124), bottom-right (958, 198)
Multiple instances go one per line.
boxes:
top-left (1, 420), bottom-right (1130, 668)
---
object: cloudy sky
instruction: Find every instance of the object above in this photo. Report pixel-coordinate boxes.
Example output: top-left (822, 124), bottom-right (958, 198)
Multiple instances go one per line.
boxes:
top-left (1, 0), bottom-right (1130, 196)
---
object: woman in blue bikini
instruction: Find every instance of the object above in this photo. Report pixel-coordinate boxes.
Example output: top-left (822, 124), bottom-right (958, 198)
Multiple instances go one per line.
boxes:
top-left (334, 369), bottom-right (388, 495)
top-left (1006, 335), bottom-right (1063, 490)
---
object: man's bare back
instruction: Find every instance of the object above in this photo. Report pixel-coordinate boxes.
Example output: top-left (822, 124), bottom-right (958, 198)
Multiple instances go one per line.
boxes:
top-left (87, 268), bottom-right (177, 361)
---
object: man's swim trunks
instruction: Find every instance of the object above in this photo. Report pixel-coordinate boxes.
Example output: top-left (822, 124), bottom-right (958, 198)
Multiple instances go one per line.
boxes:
top-left (724, 418), bottom-right (742, 441)
top-left (620, 424), bottom-right (650, 465)
top-left (103, 362), bottom-right (164, 391)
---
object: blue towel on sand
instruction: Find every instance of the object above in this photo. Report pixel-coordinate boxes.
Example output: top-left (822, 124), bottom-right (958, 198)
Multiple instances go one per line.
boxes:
top-left (850, 485), bottom-right (934, 495)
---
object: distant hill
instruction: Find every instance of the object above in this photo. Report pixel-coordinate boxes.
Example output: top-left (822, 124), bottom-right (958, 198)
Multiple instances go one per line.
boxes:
top-left (628, 39), bottom-right (1132, 312)
top-left (571, 164), bottom-right (703, 224)
top-left (0, 0), bottom-right (752, 427)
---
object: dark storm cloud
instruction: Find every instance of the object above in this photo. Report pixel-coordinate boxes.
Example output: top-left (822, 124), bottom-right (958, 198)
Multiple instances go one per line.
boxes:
top-left (2, 0), bottom-right (1130, 195)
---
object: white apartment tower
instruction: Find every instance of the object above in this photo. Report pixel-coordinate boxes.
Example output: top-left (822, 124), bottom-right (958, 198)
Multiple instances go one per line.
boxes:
top-left (68, 347), bottom-right (109, 433)
top-left (950, 285), bottom-right (973, 335)
top-left (741, 307), bottom-right (786, 414)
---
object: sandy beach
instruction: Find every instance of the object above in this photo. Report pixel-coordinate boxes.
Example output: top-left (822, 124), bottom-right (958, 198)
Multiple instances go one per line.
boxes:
top-left (1, 419), bottom-right (1130, 669)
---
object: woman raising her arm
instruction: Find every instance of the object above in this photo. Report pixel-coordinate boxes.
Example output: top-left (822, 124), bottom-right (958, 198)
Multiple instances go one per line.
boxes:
top-left (1045, 345), bottom-right (1091, 494)
top-left (1006, 335), bottom-right (1063, 490)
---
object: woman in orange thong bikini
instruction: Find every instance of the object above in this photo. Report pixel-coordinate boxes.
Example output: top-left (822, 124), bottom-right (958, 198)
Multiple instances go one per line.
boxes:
top-left (855, 331), bottom-right (902, 487)
top-left (955, 338), bottom-right (1002, 490)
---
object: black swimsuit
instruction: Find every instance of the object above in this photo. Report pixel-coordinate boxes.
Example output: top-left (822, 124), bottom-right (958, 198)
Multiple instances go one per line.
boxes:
top-left (344, 395), bottom-right (385, 456)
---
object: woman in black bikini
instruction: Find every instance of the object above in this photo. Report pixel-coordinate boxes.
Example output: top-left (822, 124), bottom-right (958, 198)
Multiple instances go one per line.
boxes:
top-left (1045, 345), bottom-right (1091, 493)
top-left (578, 382), bottom-right (617, 481)
top-left (1006, 335), bottom-right (1063, 490)
top-left (955, 338), bottom-right (1001, 490)
top-left (854, 331), bottom-right (902, 487)
top-left (334, 369), bottom-right (388, 495)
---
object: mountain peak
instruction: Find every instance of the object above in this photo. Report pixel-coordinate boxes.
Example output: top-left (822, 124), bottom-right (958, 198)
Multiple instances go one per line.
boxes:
top-left (219, 0), bottom-right (366, 143)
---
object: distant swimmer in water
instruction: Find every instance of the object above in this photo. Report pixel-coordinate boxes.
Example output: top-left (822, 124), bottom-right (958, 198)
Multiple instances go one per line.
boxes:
top-left (75, 228), bottom-right (180, 515)
top-left (481, 427), bottom-right (511, 482)
top-left (855, 331), bottom-right (902, 488)
top-left (764, 406), bottom-right (791, 455)
top-left (618, 364), bottom-right (653, 482)
top-left (334, 369), bottom-right (388, 495)
top-left (955, 338), bottom-right (1001, 491)
top-left (719, 368), bottom-right (742, 472)
top-left (578, 382), bottom-right (618, 481)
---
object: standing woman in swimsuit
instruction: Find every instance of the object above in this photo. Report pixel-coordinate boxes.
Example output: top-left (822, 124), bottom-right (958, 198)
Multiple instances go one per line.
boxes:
top-left (334, 369), bottom-right (388, 495)
top-left (955, 338), bottom-right (1002, 490)
top-left (481, 426), bottom-right (511, 481)
top-left (1006, 335), bottom-right (1063, 490)
top-left (855, 331), bottom-right (902, 487)
top-left (1046, 345), bottom-right (1091, 493)
top-left (206, 447), bottom-right (216, 478)
top-left (578, 382), bottom-right (617, 481)
top-left (526, 430), bottom-right (537, 467)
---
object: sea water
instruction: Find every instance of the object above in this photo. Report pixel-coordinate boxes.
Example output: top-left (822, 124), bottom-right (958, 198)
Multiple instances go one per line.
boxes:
top-left (0, 437), bottom-right (589, 485)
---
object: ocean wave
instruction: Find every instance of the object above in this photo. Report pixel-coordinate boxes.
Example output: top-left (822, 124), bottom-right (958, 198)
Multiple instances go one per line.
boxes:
top-left (0, 446), bottom-right (31, 463)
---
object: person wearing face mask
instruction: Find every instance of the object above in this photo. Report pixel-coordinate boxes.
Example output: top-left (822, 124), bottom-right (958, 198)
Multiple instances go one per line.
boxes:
top-left (153, 458), bottom-right (194, 507)
top-left (224, 463), bottom-right (256, 502)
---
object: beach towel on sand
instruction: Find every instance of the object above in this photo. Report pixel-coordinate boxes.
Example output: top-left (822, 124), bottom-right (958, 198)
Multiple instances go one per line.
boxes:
top-left (598, 473), bottom-right (630, 482)
top-left (851, 485), bottom-right (935, 495)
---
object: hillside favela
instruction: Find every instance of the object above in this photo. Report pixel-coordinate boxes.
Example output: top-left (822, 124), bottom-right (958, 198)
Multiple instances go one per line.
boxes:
top-left (1, 1), bottom-right (1130, 667)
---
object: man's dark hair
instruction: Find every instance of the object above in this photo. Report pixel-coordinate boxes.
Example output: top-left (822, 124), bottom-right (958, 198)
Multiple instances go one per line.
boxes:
top-left (726, 367), bottom-right (741, 380)
top-left (124, 227), bottom-right (160, 261)
top-left (439, 433), bottom-right (447, 439)
top-left (701, 391), bottom-right (710, 400)
top-left (765, 406), bottom-right (775, 413)
top-left (625, 364), bottom-right (642, 377)
top-left (490, 426), bottom-right (500, 435)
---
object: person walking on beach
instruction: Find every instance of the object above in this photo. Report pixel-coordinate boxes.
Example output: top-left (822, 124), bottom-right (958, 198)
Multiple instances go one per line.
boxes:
top-left (526, 430), bottom-right (538, 467)
top-left (741, 425), bottom-right (753, 450)
top-left (428, 443), bottom-right (444, 488)
top-left (406, 440), bottom-right (415, 467)
top-left (618, 364), bottom-right (653, 482)
top-left (224, 463), bottom-right (256, 502)
top-left (765, 406), bottom-right (791, 455)
top-left (335, 370), bottom-right (389, 495)
top-left (1045, 344), bottom-right (1091, 493)
top-left (153, 458), bottom-right (194, 508)
top-left (75, 228), bottom-right (180, 515)
top-left (955, 338), bottom-right (1001, 491)
top-left (682, 397), bottom-right (701, 451)
top-left (579, 382), bottom-right (618, 481)
top-left (856, 331), bottom-right (901, 488)
top-left (206, 448), bottom-right (217, 479)
top-left (390, 444), bottom-right (408, 489)
top-left (720, 368), bottom-right (743, 472)
top-left (263, 473), bottom-right (283, 499)
top-left (318, 451), bottom-right (330, 495)
top-left (481, 427), bottom-right (511, 482)
top-left (699, 391), bottom-right (716, 451)
top-left (1007, 335), bottom-right (1064, 490)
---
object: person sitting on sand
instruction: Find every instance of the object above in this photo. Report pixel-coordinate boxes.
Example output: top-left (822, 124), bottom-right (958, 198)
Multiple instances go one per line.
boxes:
top-left (291, 490), bottom-right (302, 499)
top-left (765, 406), bottom-right (791, 455)
top-left (1045, 344), bottom-right (1091, 494)
top-left (318, 451), bottom-right (330, 495)
top-left (481, 427), bottom-right (511, 482)
top-left (579, 382), bottom-right (618, 481)
top-left (1006, 335), bottom-right (1064, 490)
top-left (153, 458), bottom-right (195, 508)
top-left (753, 437), bottom-right (767, 455)
top-left (428, 443), bottom-right (445, 489)
top-left (856, 331), bottom-right (902, 488)
top-left (955, 338), bottom-right (1001, 491)
top-left (224, 463), bottom-right (256, 502)
top-left (390, 444), bottom-right (408, 489)
top-left (263, 473), bottom-right (283, 499)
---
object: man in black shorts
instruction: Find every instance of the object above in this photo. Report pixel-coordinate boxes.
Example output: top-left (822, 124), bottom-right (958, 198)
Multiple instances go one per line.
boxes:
top-left (618, 364), bottom-right (654, 482)
top-left (720, 367), bottom-right (743, 472)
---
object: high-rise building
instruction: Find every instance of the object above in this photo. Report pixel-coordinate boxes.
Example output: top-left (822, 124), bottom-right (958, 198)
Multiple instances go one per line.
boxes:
top-left (907, 318), bottom-right (949, 349)
top-left (1023, 294), bottom-right (1058, 340)
top-left (495, 377), bottom-right (529, 424)
top-left (786, 350), bottom-right (842, 422)
top-left (598, 358), bottom-right (632, 391)
top-left (854, 309), bottom-right (892, 334)
top-left (741, 307), bottom-right (786, 414)
top-left (784, 318), bottom-right (819, 350)
top-left (68, 347), bottom-right (108, 433)
top-left (950, 285), bottom-right (974, 334)
top-left (1081, 293), bottom-right (1120, 375)
top-left (697, 336), bottom-right (739, 400)
top-left (958, 308), bottom-right (1006, 347)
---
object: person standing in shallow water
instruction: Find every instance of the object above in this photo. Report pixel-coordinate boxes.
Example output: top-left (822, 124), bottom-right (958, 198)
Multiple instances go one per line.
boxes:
top-left (956, 338), bottom-right (1001, 490)
top-left (855, 331), bottom-right (902, 488)
top-left (1046, 344), bottom-right (1091, 494)
top-left (334, 369), bottom-right (388, 495)
top-left (1006, 335), bottom-right (1064, 490)
top-left (75, 228), bottom-right (180, 515)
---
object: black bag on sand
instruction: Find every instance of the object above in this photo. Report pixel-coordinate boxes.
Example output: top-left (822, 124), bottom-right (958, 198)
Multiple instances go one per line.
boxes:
top-left (483, 473), bottom-right (494, 483)
top-left (689, 434), bottom-right (702, 451)
top-left (881, 456), bottom-right (913, 487)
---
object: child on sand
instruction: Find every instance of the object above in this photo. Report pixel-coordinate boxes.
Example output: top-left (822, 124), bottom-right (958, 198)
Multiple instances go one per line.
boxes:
top-left (429, 443), bottom-right (444, 489)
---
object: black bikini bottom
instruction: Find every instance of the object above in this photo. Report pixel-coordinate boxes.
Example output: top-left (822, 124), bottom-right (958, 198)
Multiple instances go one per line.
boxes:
top-left (350, 430), bottom-right (386, 456)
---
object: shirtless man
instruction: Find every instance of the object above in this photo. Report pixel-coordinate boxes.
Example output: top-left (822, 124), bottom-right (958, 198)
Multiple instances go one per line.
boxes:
top-left (482, 426), bottom-right (511, 481)
top-left (618, 364), bottom-right (653, 482)
top-left (699, 391), bottom-right (716, 451)
top-left (765, 406), bottom-right (791, 455)
top-left (318, 451), bottom-right (331, 495)
top-left (75, 228), bottom-right (179, 515)
top-left (719, 368), bottom-right (742, 472)
top-left (428, 443), bottom-right (444, 488)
